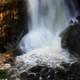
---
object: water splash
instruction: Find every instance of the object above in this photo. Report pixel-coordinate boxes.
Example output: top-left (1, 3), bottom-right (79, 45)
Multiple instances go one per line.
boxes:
top-left (16, 46), bottom-right (76, 73)
top-left (16, 0), bottom-right (77, 71)
top-left (19, 0), bottom-right (67, 52)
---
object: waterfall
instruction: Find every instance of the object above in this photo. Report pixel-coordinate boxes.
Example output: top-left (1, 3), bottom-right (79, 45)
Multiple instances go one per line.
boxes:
top-left (16, 0), bottom-right (77, 72)
top-left (28, 0), bottom-right (65, 30)
top-left (19, 0), bottom-right (67, 52)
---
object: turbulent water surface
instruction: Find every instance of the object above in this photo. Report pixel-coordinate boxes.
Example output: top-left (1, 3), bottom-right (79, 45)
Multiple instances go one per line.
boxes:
top-left (19, 0), bottom-right (66, 52)
top-left (16, 0), bottom-right (77, 72)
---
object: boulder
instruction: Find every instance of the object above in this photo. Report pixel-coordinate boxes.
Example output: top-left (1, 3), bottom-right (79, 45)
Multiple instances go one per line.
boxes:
top-left (61, 16), bottom-right (80, 58)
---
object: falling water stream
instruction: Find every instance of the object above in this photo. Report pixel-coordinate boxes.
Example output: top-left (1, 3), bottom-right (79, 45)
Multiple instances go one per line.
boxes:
top-left (19, 0), bottom-right (67, 52)
top-left (16, 0), bottom-right (77, 72)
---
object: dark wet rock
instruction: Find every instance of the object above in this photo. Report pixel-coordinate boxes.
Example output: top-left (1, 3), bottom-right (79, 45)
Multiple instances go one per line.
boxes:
top-left (29, 66), bottom-right (42, 73)
top-left (20, 66), bottom-right (55, 80)
top-left (66, 62), bottom-right (80, 80)
top-left (54, 67), bottom-right (67, 80)
top-left (20, 62), bottom-right (80, 80)
top-left (20, 72), bottom-right (31, 80)
top-left (61, 16), bottom-right (80, 58)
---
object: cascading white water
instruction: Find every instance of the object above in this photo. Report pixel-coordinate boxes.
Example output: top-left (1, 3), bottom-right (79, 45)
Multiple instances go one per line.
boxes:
top-left (19, 0), bottom-right (67, 52)
top-left (16, 0), bottom-right (77, 72)
top-left (28, 0), bottom-right (65, 30)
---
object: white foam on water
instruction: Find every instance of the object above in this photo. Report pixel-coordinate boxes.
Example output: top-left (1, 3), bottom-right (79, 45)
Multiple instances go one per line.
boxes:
top-left (16, 46), bottom-right (76, 73)
top-left (16, 0), bottom-right (77, 73)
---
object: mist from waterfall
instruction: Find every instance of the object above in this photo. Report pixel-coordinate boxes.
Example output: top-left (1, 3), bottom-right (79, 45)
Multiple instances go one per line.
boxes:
top-left (19, 0), bottom-right (68, 52)
top-left (16, 0), bottom-right (78, 72)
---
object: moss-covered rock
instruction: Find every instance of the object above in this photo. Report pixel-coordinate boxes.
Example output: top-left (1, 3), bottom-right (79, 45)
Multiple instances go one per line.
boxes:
top-left (0, 69), bottom-right (8, 79)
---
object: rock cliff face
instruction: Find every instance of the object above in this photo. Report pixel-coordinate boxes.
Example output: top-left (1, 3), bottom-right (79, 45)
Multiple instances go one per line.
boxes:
top-left (61, 16), bottom-right (80, 58)
top-left (0, 0), bottom-right (28, 54)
